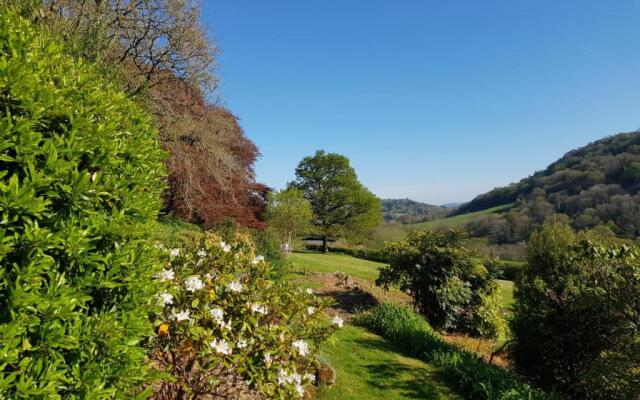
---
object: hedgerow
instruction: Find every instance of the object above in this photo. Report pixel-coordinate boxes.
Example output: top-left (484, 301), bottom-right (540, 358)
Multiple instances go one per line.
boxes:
top-left (356, 303), bottom-right (558, 400)
top-left (151, 232), bottom-right (339, 399)
top-left (0, 12), bottom-right (166, 399)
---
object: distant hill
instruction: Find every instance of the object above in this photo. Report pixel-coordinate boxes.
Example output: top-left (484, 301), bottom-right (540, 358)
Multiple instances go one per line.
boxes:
top-left (455, 130), bottom-right (640, 240)
top-left (381, 198), bottom-right (450, 224)
top-left (441, 202), bottom-right (462, 209)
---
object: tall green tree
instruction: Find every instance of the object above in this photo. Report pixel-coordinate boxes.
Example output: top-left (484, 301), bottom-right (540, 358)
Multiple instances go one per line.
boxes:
top-left (264, 187), bottom-right (313, 257)
top-left (291, 150), bottom-right (382, 252)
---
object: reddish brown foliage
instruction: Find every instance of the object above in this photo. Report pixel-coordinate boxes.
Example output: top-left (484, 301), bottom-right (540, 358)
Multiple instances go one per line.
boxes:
top-left (152, 78), bottom-right (268, 229)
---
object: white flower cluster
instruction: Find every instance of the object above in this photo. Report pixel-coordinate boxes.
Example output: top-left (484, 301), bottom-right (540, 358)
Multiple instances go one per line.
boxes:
top-left (157, 268), bottom-right (175, 282)
top-left (210, 338), bottom-right (231, 355)
top-left (277, 369), bottom-right (315, 397)
top-left (184, 275), bottom-right (204, 292)
top-left (251, 303), bottom-right (269, 315)
top-left (227, 280), bottom-right (243, 293)
top-left (159, 292), bottom-right (174, 305)
top-left (292, 339), bottom-right (309, 356)
top-left (155, 240), bottom-right (332, 398)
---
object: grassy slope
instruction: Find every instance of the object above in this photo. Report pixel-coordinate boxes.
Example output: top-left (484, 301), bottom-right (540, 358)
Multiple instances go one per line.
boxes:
top-left (408, 204), bottom-right (513, 230)
top-left (289, 253), bottom-right (461, 400)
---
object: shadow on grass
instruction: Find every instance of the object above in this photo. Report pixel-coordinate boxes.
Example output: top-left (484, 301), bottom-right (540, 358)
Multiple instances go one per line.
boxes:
top-left (353, 337), bottom-right (458, 399)
top-left (321, 289), bottom-right (379, 313)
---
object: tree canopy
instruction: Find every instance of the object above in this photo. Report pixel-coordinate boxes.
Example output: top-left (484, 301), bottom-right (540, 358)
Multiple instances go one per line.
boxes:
top-left (264, 188), bottom-right (313, 257)
top-left (291, 150), bottom-right (381, 251)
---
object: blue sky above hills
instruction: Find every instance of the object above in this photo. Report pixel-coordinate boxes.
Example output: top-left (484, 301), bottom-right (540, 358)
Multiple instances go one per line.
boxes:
top-left (202, 1), bottom-right (640, 204)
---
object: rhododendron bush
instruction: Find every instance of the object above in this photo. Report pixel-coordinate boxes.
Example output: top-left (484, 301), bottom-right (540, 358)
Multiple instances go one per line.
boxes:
top-left (151, 232), bottom-right (337, 399)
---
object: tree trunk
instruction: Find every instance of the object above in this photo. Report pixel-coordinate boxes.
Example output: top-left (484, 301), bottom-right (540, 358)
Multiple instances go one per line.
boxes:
top-left (322, 235), bottom-right (329, 253)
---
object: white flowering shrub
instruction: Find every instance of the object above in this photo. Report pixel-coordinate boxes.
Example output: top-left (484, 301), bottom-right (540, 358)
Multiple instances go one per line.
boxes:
top-left (151, 232), bottom-right (337, 399)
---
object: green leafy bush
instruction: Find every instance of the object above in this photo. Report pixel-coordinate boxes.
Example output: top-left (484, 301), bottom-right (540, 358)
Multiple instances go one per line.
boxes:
top-left (356, 303), bottom-right (556, 400)
top-left (377, 231), bottom-right (505, 338)
top-left (0, 13), bottom-right (166, 399)
top-left (152, 232), bottom-right (338, 399)
top-left (511, 223), bottom-right (640, 399)
top-left (484, 259), bottom-right (525, 281)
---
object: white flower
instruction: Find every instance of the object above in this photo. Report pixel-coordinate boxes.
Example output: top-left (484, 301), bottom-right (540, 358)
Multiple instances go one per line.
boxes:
top-left (184, 276), bottom-right (204, 292)
top-left (222, 319), bottom-right (233, 331)
top-left (306, 288), bottom-right (313, 295)
top-left (204, 273), bottom-right (213, 281)
top-left (209, 307), bottom-right (225, 324)
top-left (331, 316), bottom-right (344, 328)
top-left (263, 351), bottom-right (272, 365)
top-left (227, 280), bottom-right (243, 293)
top-left (252, 255), bottom-right (265, 265)
top-left (292, 339), bottom-right (309, 356)
top-left (172, 309), bottom-right (190, 322)
top-left (277, 370), bottom-right (303, 389)
top-left (157, 268), bottom-right (175, 282)
top-left (170, 248), bottom-right (180, 258)
top-left (277, 369), bottom-right (289, 386)
top-left (236, 339), bottom-right (248, 349)
top-left (304, 372), bottom-right (316, 383)
top-left (210, 338), bottom-right (232, 355)
top-left (251, 303), bottom-right (269, 315)
top-left (307, 306), bottom-right (316, 315)
top-left (220, 241), bottom-right (231, 253)
top-left (158, 292), bottom-right (174, 306)
top-left (197, 249), bottom-right (207, 258)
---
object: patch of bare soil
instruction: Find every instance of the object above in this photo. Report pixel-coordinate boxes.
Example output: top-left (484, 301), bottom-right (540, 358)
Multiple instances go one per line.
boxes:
top-left (297, 271), bottom-right (412, 320)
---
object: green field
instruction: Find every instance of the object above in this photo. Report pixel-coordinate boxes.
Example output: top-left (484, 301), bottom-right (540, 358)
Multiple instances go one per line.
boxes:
top-left (289, 252), bottom-right (385, 281)
top-left (409, 204), bottom-right (513, 230)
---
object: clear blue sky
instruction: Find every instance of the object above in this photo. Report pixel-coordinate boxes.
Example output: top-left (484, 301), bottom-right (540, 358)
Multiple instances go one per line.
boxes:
top-left (201, 0), bottom-right (640, 205)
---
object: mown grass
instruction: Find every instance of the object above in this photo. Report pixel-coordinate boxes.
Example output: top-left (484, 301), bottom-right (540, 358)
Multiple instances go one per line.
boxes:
top-left (356, 303), bottom-right (558, 400)
top-left (316, 325), bottom-right (461, 400)
top-left (288, 253), bottom-right (462, 399)
top-left (289, 252), bottom-right (385, 281)
top-left (496, 280), bottom-right (515, 309)
top-left (409, 204), bottom-right (514, 230)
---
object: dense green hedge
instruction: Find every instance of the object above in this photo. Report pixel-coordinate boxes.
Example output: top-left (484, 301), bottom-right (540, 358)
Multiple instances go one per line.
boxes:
top-left (484, 259), bottom-right (526, 281)
top-left (303, 244), bottom-right (388, 263)
top-left (0, 14), bottom-right (166, 399)
top-left (356, 303), bottom-right (558, 400)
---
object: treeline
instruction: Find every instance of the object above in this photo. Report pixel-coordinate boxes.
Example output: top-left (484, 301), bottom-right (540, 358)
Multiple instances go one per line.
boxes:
top-left (381, 198), bottom-right (450, 223)
top-left (457, 131), bottom-right (640, 241)
top-left (12, 0), bottom-right (267, 229)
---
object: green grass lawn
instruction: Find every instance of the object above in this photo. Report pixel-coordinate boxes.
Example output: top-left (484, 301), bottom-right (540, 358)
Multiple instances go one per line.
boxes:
top-left (409, 204), bottom-right (514, 230)
top-left (289, 252), bottom-right (385, 281)
top-left (316, 325), bottom-right (461, 400)
top-left (497, 279), bottom-right (515, 309)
